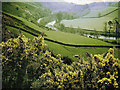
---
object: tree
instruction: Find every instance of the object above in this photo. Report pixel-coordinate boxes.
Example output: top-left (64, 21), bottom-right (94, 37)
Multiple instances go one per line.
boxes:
top-left (16, 7), bottom-right (19, 10)
top-left (98, 12), bottom-right (101, 17)
top-left (56, 11), bottom-right (63, 23)
top-left (60, 24), bottom-right (65, 31)
top-left (114, 19), bottom-right (119, 40)
top-left (94, 28), bottom-right (99, 38)
top-left (104, 22), bottom-right (107, 34)
top-left (109, 2), bottom-right (112, 6)
top-left (108, 21), bottom-right (113, 36)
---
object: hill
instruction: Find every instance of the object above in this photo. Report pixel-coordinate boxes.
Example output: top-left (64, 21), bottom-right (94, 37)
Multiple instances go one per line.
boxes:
top-left (84, 2), bottom-right (118, 18)
top-left (61, 6), bottom-right (118, 31)
top-left (2, 2), bottom-right (51, 24)
top-left (60, 2), bottom-right (119, 31)
top-left (41, 2), bottom-right (90, 17)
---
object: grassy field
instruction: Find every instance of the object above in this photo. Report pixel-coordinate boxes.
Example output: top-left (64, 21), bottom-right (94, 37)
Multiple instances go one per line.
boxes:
top-left (7, 24), bottom-right (118, 61)
top-left (45, 40), bottom-right (120, 60)
top-left (6, 26), bottom-right (35, 40)
top-left (61, 8), bottom-right (118, 31)
top-left (2, 2), bottom-right (51, 24)
top-left (44, 31), bottom-right (114, 46)
top-left (3, 11), bottom-right (46, 32)
top-left (84, 7), bottom-right (118, 17)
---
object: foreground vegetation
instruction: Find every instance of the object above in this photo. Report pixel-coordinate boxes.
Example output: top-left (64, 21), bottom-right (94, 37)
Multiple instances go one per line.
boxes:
top-left (2, 34), bottom-right (120, 89)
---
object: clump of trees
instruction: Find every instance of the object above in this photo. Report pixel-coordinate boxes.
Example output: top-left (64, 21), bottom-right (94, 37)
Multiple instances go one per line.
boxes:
top-left (103, 18), bottom-right (120, 38)
top-left (56, 11), bottom-right (78, 23)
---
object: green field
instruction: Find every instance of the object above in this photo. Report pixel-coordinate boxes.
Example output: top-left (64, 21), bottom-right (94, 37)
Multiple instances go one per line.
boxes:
top-left (61, 7), bottom-right (118, 31)
top-left (45, 40), bottom-right (120, 60)
top-left (3, 11), bottom-right (46, 32)
top-left (6, 26), bottom-right (35, 40)
top-left (2, 2), bottom-right (51, 24)
top-left (84, 7), bottom-right (118, 17)
top-left (6, 25), bottom-right (118, 61)
top-left (44, 31), bottom-right (114, 46)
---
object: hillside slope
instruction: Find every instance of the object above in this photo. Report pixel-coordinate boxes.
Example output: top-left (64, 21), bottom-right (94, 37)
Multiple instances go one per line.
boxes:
top-left (41, 2), bottom-right (90, 17)
top-left (61, 7), bottom-right (118, 31)
top-left (2, 2), bottom-right (51, 24)
top-left (84, 2), bottom-right (118, 17)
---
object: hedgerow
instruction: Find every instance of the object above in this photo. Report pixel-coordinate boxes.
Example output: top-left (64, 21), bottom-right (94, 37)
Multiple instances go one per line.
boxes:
top-left (2, 34), bottom-right (120, 89)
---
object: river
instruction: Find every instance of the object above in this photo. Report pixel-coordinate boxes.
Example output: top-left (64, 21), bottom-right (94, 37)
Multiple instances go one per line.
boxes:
top-left (45, 20), bottom-right (58, 31)
top-left (37, 18), bottom-right (42, 23)
top-left (37, 18), bottom-right (58, 31)
top-left (84, 34), bottom-right (120, 40)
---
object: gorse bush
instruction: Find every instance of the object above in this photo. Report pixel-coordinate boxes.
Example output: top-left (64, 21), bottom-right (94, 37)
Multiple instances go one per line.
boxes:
top-left (2, 34), bottom-right (120, 89)
top-left (93, 48), bottom-right (120, 89)
top-left (2, 34), bottom-right (47, 88)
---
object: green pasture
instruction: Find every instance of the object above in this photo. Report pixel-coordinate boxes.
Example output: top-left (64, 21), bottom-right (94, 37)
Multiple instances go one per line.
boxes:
top-left (61, 8), bottom-right (118, 31)
top-left (45, 40), bottom-right (120, 60)
top-left (8, 25), bottom-right (117, 61)
top-left (44, 31), bottom-right (113, 46)
top-left (6, 26), bottom-right (35, 40)
top-left (84, 7), bottom-right (118, 17)
top-left (4, 12), bottom-right (45, 32)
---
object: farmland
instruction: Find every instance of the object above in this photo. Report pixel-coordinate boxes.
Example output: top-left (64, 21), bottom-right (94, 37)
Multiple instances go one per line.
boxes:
top-left (44, 31), bottom-right (113, 46)
top-left (2, 1), bottom-right (120, 89)
top-left (84, 7), bottom-right (118, 18)
top-left (61, 8), bottom-right (118, 31)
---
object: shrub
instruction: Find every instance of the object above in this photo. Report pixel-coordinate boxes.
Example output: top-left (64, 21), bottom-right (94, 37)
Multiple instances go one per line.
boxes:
top-left (31, 48), bottom-right (120, 89)
top-left (2, 34), bottom-right (47, 88)
top-left (2, 34), bottom-right (120, 89)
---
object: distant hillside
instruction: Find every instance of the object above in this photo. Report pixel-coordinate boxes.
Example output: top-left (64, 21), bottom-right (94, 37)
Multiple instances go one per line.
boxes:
top-left (61, 6), bottom-right (118, 31)
top-left (41, 2), bottom-right (90, 17)
top-left (84, 2), bottom-right (118, 17)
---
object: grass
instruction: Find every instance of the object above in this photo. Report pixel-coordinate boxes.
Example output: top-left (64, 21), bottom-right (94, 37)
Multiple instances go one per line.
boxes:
top-left (2, 11), bottom-right (49, 39)
top-left (6, 26), bottom-right (35, 40)
top-left (45, 40), bottom-right (120, 60)
top-left (44, 31), bottom-right (114, 46)
top-left (2, 2), bottom-right (45, 21)
top-left (3, 12), bottom-right (119, 61)
top-left (61, 8), bottom-right (118, 31)
top-left (3, 11), bottom-right (45, 32)
top-left (98, 38), bottom-right (120, 44)
top-left (84, 7), bottom-right (118, 17)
